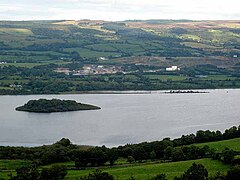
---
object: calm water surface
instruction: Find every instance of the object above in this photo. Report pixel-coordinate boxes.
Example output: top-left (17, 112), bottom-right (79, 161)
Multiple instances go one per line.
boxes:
top-left (0, 89), bottom-right (239, 147)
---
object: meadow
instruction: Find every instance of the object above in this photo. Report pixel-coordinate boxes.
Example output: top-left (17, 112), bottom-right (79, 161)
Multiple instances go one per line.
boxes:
top-left (0, 159), bottom-right (229, 180)
top-left (1, 137), bottom-right (240, 179)
top-left (194, 137), bottom-right (240, 152)
top-left (68, 159), bottom-right (229, 180)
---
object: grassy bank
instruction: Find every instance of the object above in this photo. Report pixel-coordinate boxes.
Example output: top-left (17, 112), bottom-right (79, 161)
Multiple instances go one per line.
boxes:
top-left (0, 158), bottom-right (230, 180)
top-left (65, 158), bottom-right (229, 180)
top-left (194, 137), bottom-right (240, 152)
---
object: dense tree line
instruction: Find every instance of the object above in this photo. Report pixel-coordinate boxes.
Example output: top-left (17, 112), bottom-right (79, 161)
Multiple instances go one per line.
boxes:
top-left (174, 163), bottom-right (240, 180)
top-left (9, 164), bottom-right (67, 180)
top-left (1, 64), bottom-right (240, 95)
top-left (0, 126), bottom-right (239, 167)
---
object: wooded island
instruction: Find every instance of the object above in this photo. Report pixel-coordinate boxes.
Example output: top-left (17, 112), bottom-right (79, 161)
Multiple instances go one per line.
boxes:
top-left (16, 99), bottom-right (101, 113)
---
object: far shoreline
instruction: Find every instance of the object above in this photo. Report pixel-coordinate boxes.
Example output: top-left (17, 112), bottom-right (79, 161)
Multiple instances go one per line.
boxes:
top-left (63, 90), bottom-right (210, 94)
top-left (0, 88), bottom-right (238, 96)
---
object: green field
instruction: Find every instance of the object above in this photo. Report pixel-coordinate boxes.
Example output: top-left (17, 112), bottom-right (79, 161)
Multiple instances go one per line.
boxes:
top-left (65, 158), bottom-right (229, 180)
top-left (194, 137), bottom-right (240, 152)
top-left (182, 42), bottom-right (222, 49)
top-left (144, 75), bottom-right (237, 82)
top-left (0, 160), bottom-right (31, 171)
top-left (0, 158), bottom-right (228, 180)
top-left (63, 47), bottom-right (122, 58)
top-left (199, 75), bottom-right (238, 81)
top-left (0, 60), bottom-right (70, 68)
top-left (1, 137), bottom-right (239, 179)
top-left (0, 160), bottom-right (32, 179)
top-left (145, 75), bottom-right (187, 81)
top-left (84, 44), bottom-right (118, 52)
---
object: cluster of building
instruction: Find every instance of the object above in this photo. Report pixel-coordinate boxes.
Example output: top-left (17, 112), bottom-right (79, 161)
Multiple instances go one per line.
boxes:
top-left (54, 68), bottom-right (71, 75)
top-left (55, 64), bottom-right (181, 76)
top-left (73, 65), bottom-right (122, 76)
top-left (10, 84), bottom-right (23, 89)
top-left (55, 65), bottom-right (122, 76)
top-left (0, 62), bottom-right (7, 64)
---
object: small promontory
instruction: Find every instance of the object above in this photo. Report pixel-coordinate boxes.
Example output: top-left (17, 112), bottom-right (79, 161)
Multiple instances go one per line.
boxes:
top-left (16, 99), bottom-right (101, 113)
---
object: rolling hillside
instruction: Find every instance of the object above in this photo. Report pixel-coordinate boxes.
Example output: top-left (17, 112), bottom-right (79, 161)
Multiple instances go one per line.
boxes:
top-left (0, 20), bottom-right (240, 67)
top-left (1, 20), bottom-right (240, 94)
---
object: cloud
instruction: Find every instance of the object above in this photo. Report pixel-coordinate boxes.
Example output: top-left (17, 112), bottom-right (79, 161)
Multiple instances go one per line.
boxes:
top-left (0, 0), bottom-right (240, 20)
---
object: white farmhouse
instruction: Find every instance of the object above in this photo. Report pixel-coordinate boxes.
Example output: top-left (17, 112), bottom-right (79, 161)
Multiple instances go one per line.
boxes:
top-left (99, 57), bottom-right (107, 60)
top-left (166, 66), bottom-right (180, 71)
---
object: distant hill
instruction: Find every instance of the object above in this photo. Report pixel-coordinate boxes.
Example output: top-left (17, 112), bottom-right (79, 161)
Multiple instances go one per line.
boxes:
top-left (0, 20), bottom-right (239, 67)
top-left (1, 20), bottom-right (240, 95)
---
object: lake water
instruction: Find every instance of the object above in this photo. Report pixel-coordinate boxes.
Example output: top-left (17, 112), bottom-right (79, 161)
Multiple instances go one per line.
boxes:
top-left (0, 89), bottom-right (239, 147)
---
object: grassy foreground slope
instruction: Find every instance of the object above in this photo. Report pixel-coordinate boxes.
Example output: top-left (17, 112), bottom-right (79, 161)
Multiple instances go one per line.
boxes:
top-left (0, 159), bottom-right (229, 179)
top-left (0, 136), bottom-right (239, 179)
top-left (65, 159), bottom-right (229, 180)
top-left (194, 137), bottom-right (240, 152)
top-left (0, 160), bottom-right (32, 171)
top-left (0, 160), bottom-right (32, 179)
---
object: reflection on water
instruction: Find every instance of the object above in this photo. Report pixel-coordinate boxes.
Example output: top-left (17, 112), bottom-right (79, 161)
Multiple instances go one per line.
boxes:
top-left (0, 89), bottom-right (239, 147)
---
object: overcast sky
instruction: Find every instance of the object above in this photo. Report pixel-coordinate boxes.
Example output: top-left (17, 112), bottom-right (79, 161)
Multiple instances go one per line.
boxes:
top-left (0, 0), bottom-right (239, 21)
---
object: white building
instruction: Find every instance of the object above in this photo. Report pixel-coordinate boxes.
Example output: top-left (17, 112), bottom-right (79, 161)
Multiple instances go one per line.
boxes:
top-left (99, 57), bottom-right (107, 60)
top-left (166, 66), bottom-right (180, 71)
